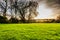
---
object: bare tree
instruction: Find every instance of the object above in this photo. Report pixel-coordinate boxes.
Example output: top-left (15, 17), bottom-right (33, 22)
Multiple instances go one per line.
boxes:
top-left (57, 16), bottom-right (60, 20)
top-left (10, 0), bottom-right (14, 18)
top-left (14, 0), bottom-right (38, 23)
top-left (28, 1), bottom-right (38, 21)
top-left (0, 0), bottom-right (39, 23)
top-left (0, 0), bottom-right (8, 17)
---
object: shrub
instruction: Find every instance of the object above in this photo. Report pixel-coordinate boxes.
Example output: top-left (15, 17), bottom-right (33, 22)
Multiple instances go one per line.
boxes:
top-left (0, 16), bottom-right (9, 23)
top-left (9, 18), bottom-right (19, 23)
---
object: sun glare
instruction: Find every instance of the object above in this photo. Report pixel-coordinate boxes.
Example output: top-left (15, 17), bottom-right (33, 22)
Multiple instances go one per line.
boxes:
top-left (35, 2), bottom-right (54, 19)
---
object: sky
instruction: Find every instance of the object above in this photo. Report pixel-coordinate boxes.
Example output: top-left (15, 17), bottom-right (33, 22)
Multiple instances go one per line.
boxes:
top-left (35, 2), bottom-right (54, 19)
top-left (35, 0), bottom-right (60, 19)
top-left (0, 0), bottom-right (60, 19)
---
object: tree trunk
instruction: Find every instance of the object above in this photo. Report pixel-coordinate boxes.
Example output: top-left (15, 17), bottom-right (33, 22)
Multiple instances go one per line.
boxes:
top-left (3, 0), bottom-right (7, 17)
top-left (3, 9), bottom-right (6, 17)
top-left (21, 17), bottom-right (26, 23)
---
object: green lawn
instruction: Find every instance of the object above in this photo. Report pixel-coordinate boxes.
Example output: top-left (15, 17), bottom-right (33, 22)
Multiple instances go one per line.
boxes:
top-left (0, 23), bottom-right (60, 40)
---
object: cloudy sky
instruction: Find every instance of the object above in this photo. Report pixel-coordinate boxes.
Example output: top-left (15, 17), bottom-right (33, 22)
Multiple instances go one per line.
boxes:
top-left (0, 0), bottom-right (60, 19)
top-left (35, 0), bottom-right (60, 19)
top-left (35, 1), bottom-right (54, 19)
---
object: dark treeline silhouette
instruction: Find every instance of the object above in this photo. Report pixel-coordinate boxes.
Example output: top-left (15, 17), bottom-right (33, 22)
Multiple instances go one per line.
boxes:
top-left (0, 0), bottom-right (60, 23)
top-left (0, 0), bottom-right (38, 23)
top-left (0, 15), bottom-right (60, 23)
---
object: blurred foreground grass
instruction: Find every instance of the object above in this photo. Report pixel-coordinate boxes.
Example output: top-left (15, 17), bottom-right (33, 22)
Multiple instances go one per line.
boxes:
top-left (0, 23), bottom-right (60, 40)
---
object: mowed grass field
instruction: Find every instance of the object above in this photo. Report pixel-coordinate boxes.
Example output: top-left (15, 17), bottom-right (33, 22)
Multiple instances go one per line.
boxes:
top-left (0, 23), bottom-right (60, 40)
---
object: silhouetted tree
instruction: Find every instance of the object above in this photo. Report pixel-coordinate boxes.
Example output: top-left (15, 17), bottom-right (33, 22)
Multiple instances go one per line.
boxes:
top-left (0, 16), bottom-right (9, 23)
top-left (0, 0), bottom-right (9, 23)
top-left (0, 0), bottom-right (8, 17)
top-left (28, 1), bottom-right (38, 22)
top-left (13, 0), bottom-right (38, 23)
top-left (56, 15), bottom-right (60, 23)
top-left (0, 0), bottom-right (39, 23)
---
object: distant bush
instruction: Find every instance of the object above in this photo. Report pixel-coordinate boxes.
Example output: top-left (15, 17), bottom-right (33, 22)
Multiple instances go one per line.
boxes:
top-left (0, 16), bottom-right (9, 23)
top-left (9, 18), bottom-right (19, 23)
top-left (55, 20), bottom-right (60, 23)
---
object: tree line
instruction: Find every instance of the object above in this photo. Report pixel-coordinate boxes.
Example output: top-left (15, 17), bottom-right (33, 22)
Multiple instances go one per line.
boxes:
top-left (0, 0), bottom-right (60, 23)
top-left (0, 0), bottom-right (38, 23)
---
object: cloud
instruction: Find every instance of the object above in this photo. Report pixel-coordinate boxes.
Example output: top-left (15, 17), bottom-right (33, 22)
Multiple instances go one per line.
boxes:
top-left (45, 0), bottom-right (60, 9)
